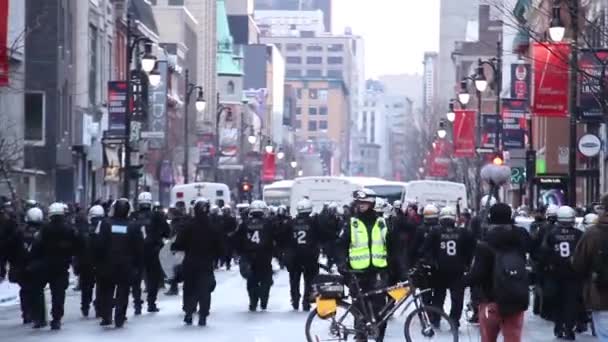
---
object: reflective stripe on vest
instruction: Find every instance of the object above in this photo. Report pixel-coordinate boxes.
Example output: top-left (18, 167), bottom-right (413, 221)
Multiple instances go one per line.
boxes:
top-left (348, 217), bottom-right (388, 270)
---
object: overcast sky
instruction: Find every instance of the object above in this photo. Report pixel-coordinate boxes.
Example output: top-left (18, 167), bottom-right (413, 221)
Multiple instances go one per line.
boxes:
top-left (332, 0), bottom-right (440, 77)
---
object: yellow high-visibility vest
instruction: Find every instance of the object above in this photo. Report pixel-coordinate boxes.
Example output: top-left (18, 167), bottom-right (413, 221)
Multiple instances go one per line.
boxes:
top-left (348, 217), bottom-right (388, 270)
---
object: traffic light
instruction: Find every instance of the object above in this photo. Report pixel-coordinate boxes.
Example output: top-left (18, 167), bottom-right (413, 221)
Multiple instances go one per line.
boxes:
top-left (239, 180), bottom-right (253, 203)
top-left (242, 181), bottom-right (252, 192)
top-left (492, 154), bottom-right (504, 166)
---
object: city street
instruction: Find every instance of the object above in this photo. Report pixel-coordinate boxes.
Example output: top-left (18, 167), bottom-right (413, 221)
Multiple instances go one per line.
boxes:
top-left (0, 268), bottom-right (598, 342)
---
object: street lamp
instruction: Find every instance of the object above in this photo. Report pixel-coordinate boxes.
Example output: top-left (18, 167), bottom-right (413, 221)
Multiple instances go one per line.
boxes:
top-left (148, 67), bottom-right (161, 87)
top-left (458, 80), bottom-right (470, 106)
top-left (195, 90), bottom-right (206, 113)
top-left (265, 140), bottom-right (274, 154)
top-left (474, 65), bottom-right (488, 92)
top-left (446, 101), bottom-right (456, 122)
top-left (290, 160), bottom-right (298, 169)
top-left (248, 134), bottom-right (257, 145)
top-left (549, 5), bottom-right (565, 42)
top-left (277, 149), bottom-right (285, 160)
top-left (183, 69), bottom-right (205, 184)
top-left (437, 120), bottom-right (447, 139)
top-left (141, 42), bottom-right (157, 73)
top-left (297, 170), bottom-right (304, 177)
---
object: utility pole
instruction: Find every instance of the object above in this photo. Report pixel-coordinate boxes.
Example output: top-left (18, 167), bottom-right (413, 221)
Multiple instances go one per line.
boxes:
top-left (568, 0), bottom-right (579, 206)
top-left (184, 69), bottom-right (190, 184)
top-left (123, 15), bottom-right (132, 199)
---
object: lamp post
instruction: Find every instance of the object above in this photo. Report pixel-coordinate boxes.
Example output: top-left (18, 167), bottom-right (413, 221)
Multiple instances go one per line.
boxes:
top-left (461, 75), bottom-right (484, 211)
top-left (183, 69), bottom-right (206, 184)
top-left (437, 120), bottom-right (448, 139)
top-left (215, 92), bottom-right (230, 182)
top-left (549, 0), bottom-right (579, 206)
top-left (476, 40), bottom-right (503, 152)
top-left (123, 14), bottom-right (157, 198)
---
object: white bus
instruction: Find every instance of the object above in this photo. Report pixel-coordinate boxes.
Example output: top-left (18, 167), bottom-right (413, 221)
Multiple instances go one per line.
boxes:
top-left (344, 177), bottom-right (408, 205)
top-left (263, 180), bottom-right (294, 207)
top-left (403, 180), bottom-right (468, 209)
top-left (170, 182), bottom-right (231, 208)
top-left (290, 177), bottom-right (365, 216)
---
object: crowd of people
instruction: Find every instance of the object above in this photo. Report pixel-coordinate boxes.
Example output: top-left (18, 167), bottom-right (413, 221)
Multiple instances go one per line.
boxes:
top-left (1, 190), bottom-right (608, 342)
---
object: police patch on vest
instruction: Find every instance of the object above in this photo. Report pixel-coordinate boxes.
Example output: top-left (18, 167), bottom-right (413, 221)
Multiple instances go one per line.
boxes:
top-left (111, 225), bottom-right (128, 234)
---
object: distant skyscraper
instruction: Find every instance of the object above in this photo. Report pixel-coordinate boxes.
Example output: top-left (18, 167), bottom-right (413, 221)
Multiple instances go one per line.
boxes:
top-left (422, 52), bottom-right (438, 113)
top-left (255, 0), bottom-right (332, 31)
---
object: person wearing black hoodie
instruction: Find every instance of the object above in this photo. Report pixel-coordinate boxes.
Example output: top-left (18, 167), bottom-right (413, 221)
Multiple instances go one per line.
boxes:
top-left (30, 203), bottom-right (80, 330)
top-left (171, 198), bottom-right (223, 326)
top-left (464, 203), bottom-right (531, 342)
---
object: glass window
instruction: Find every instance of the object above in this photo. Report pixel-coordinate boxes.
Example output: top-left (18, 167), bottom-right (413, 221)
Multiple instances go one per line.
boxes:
top-left (286, 56), bottom-right (301, 64)
top-left (24, 92), bottom-right (45, 142)
top-left (327, 70), bottom-right (342, 79)
top-left (306, 44), bottom-right (323, 51)
top-left (308, 121), bottom-right (317, 131)
top-left (319, 120), bottom-right (328, 130)
top-left (168, 0), bottom-right (184, 5)
top-left (286, 43), bottom-right (302, 51)
top-left (295, 107), bottom-right (302, 115)
top-left (89, 24), bottom-right (98, 106)
top-left (319, 106), bottom-right (328, 115)
top-left (318, 89), bottom-right (328, 102)
top-left (286, 69), bottom-right (301, 77)
top-left (295, 120), bottom-right (301, 129)
top-left (328, 44), bottom-right (344, 52)
top-left (296, 88), bottom-right (302, 99)
top-left (306, 56), bottom-right (322, 64)
top-left (327, 56), bottom-right (343, 64)
top-left (309, 89), bottom-right (318, 99)
top-left (309, 107), bottom-right (318, 115)
top-left (306, 69), bottom-right (322, 77)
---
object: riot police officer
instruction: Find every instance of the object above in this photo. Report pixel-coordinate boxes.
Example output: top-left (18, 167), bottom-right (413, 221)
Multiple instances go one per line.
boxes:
top-left (166, 201), bottom-right (188, 296)
top-left (423, 207), bottom-right (475, 328)
top-left (543, 206), bottom-right (583, 339)
top-left (221, 205), bottom-right (238, 270)
top-left (535, 204), bottom-right (559, 321)
top-left (273, 205), bottom-right (292, 270)
top-left (322, 202), bottom-right (342, 269)
top-left (30, 203), bottom-right (80, 330)
top-left (0, 201), bottom-right (17, 284)
top-left (74, 205), bottom-right (105, 318)
top-left (285, 199), bottom-right (322, 311)
top-left (235, 200), bottom-right (277, 311)
top-left (131, 192), bottom-right (170, 313)
top-left (172, 198), bottom-right (223, 326)
top-left (95, 198), bottom-right (144, 328)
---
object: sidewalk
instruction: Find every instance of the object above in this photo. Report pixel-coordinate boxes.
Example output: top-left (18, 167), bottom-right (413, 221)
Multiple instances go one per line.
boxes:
top-left (0, 281), bottom-right (19, 305)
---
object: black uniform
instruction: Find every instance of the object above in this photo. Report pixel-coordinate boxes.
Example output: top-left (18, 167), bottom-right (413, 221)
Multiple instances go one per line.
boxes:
top-left (95, 217), bottom-right (144, 327)
top-left (221, 212), bottom-right (238, 270)
top-left (423, 223), bottom-right (475, 326)
top-left (171, 211), bottom-right (222, 325)
top-left (321, 211), bottom-right (342, 268)
top-left (543, 223), bottom-right (583, 338)
top-left (30, 216), bottom-right (80, 329)
top-left (273, 213), bottom-right (292, 269)
top-left (285, 213), bottom-right (322, 310)
top-left (74, 217), bottom-right (100, 317)
top-left (0, 211), bottom-right (17, 282)
top-left (8, 222), bottom-right (42, 324)
top-left (388, 211), bottom-right (418, 282)
top-left (131, 209), bottom-right (170, 312)
top-left (534, 219), bottom-right (558, 321)
top-left (235, 213), bottom-right (277, 311)
top-left (166, 212), bottom-right (188, 295)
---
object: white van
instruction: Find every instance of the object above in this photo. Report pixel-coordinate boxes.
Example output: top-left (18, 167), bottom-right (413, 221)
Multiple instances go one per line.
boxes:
top-left (170, 182), bottom-right (231, 207)
top-left (263, 180), bottom-right (294, 207)
top-left (290, 177), bottom-right (364, 216)
top-left (404, 180), bottom-right (468, 209)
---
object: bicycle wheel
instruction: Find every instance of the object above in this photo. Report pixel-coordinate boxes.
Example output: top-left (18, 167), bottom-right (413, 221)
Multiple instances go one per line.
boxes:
top-left (305, 301), bottom-right (360, 342)
top-left (404, 306), bottom-right (459, 342)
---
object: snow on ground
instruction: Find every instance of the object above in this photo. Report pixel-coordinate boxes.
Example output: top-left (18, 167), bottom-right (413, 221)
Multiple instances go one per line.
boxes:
top-left (0, 281), bottom-right (19, 306)
top-left (0, 268), bottom-right (599, 341)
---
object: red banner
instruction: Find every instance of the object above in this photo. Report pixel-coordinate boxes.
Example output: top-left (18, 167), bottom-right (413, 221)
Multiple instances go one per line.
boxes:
top-left (0, 0), bottom-right (9, 86)
top-left (532, 42), bottom-right (570, 117)
top-left (453, 110), bottom-right (476, 157)
top-left (428, 140), bottom-right (450, 178)
top-left (261, 152), bottom-right (276, 182)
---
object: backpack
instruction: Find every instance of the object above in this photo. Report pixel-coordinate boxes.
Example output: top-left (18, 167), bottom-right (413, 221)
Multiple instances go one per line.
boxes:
top-left (492, 247), bottom-right (529, 316)
top-left (591, 238), bottom-right (608, 290)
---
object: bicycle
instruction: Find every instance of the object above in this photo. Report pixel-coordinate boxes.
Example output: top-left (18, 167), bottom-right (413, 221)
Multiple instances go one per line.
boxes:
top-left (304, 268), bottom-right (459, 341)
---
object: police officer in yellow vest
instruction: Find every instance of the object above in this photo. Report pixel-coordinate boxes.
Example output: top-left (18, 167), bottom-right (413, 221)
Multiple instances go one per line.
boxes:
top-left (338, 189), bottom-right (392, 342)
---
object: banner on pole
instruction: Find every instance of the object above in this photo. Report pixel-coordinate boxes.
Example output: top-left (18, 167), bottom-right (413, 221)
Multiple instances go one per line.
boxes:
top-left (578, 49), bottom-right (608, 122)
top-left (261, 152), bottom-right (276, 182)
top-left (481, 114), bottom-right (499, 149)
top-left (0, 0), bottom-right (8, 86)
top-left (501, 98), bottom-right (527, 150)
top-left (510, 63), bottom-right (531, 106)
top-left (107, 81), bottom-right (128, 137)
top-left (532, 42), bottom-right (570, 117)
top-left (428, 140), bottom-right (450, 178)
top-left (453, 109), bottom-right (476, 158)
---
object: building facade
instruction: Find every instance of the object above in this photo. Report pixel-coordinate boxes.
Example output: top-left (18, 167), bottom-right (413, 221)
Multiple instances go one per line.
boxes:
top-left (254, 0), bottom-right (332, 32)
top-left (422, 52), bottom-right (438, 114)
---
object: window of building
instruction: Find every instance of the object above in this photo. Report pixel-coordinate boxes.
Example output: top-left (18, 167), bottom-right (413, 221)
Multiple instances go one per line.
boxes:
top-left (319, 106), bottom-right (328, 115)
top-left (295, 107), bottom-right (302, 115)
top-left (327, 70), bottom-right (342, 79)
top-left (286, 56), bottom-right (301, 64)
top-left (319, 120), bottom-right (328, 130)
top-left (227, 81), bottom-right (235, 94)
top-left (328, 44), bottom-right (344, 52)
top-left (295, 120), bottom-right (302, 129)
top-left (306, 69), bottom-right (322, 77)
top-left (286, 43), bottom-right (302, 51)
top-left (309, 89), bottom-right (318, 99)
top-left (318, 89), bottom-right (328, 102)
top-left (308, 121), bottom-right (317, 131)
top-left (24, 92), bottom-right (45, 143)
top-left (371, 113), bottom-right (376, 143)
top-left (296, 88), bottom-right (302, 99)
top-left (306, 56), bottom-right (322, 64)
top-left (327, 56), bottom-right (343, 65)
top-left (286, 69), bottom-right (301, 77)
top-left (168, 0), bottom-right (184, 5)
top-left (89, 24), bottom-right (98, 106)
top-left (309, 107), bottom-right (318, 115)
top-left (306, 44), bottom-right (323, 52)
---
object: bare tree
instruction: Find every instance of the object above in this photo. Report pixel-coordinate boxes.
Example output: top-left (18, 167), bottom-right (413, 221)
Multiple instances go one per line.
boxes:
top-left (0, 111), bottom-right (23, 201)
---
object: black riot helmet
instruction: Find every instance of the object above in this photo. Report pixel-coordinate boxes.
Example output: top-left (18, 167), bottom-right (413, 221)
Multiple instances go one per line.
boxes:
top-left (193, 198), bottom-right (211, 217)
top-left (111, 198), bottom-right (132, 219)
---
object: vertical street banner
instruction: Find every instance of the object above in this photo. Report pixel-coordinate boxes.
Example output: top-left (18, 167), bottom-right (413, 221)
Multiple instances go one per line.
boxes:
top-left (501, 98), bottom-right (527, 150)
top-left (578, 49), bottom-right (608, 122)
top-left (197, 133), bottom-right (215, 169)
top-left (428, 140), bottom-right (450, 178)
top-left (481, 114), bottom-right (499, 149)
top-left (0, 0), bottom-right (8, 86)
top-left (147, 60), bottom-right (168, 149)
top-left (261, 152), bottom-right (276, 182)
top-left (107, 81), bottom-right (128, 137)
top-left (532, 42), bottom-right (570, 117)
top-left (510, 63), bottom-right (531, 106)
top-left (453, 109), bottom-right (476, 157)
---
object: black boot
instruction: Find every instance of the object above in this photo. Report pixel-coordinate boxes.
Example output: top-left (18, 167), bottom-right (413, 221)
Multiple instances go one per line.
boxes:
top-left (198, 315), bottom-right (207, 327)
top-left (291, 299), bottom-right (299, 311)
top-left (100, 318), bottom-right (112, 327)
top-left (32, 321), bottom-right (47, 329)
top-left (134, 305), bottom-right (142, 316)
top-left (302, 300), bottom-right (311, 312)
top-left (184, 314), bottom-right (193, 325)
top-left (147, 303), bottom-right (159, 313)
top-left (50, 320), bottom-right (61, 330)
top-left (115, 318), bottom-right (125, 328)
top-left (81, 307), bottom-right (89, 318)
